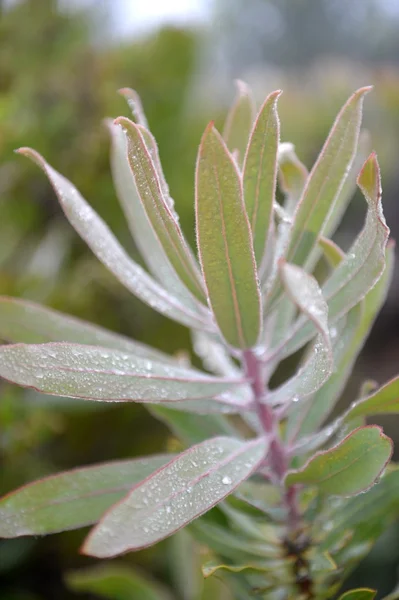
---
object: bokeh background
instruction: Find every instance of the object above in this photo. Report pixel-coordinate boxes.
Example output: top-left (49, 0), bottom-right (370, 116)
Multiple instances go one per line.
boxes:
top-left (0, 0), bottom-right (399, 598)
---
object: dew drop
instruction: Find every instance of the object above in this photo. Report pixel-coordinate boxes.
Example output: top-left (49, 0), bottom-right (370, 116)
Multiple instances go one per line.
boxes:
top-left (222, 476), bottom-right (232, 485)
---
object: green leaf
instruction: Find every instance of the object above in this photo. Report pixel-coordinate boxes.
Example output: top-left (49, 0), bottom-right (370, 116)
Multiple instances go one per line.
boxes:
top-left (270, 152), bottom-right (389, 363)
top-left (277, 142), bottom-right (308, 216)
top-left (243, 90), bottom-right (281, 264)
top-left (107, 121), bottom-right (201, 312)
top-left (17, 148), bottom-right (211, 331)
top-left (115, 117), bottom-right (206, 304)
top-left (322, 152), bottom-right (389, 321)
top-left (344, 376), bottom-right (399, 420)
top-left (0, 455), bottom-right (171, 536)
top-left (0, 342), bottom-right (246, 406)
top-left (283, 87), bottom-right (371, 268)
top-left (290, 241), bottom-right (394, 443)
top-left (338, 589), bottom-right (376, 600)
top-left (270, 262), bottom-right (332, 406)
top-left (223, 80), bottom-right (256, 165)
top-left (319, 236), bottom-right (345, 268)
top-left (82, 436), bottom-right (267, 557)
top-left (118, 87), bottom-right (149, 128)
top-left (285, 426), bottom-right (392, 496)
top-left (65, 563), bottom-right (173, 600)
top-left (0, 296), bottom-right (175, 364)
top-left (195, 124), bottom-right (262, 349)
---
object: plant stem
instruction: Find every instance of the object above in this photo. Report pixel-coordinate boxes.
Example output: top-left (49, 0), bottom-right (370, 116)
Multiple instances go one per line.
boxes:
top-left (243, 349), bottom-right (300, 534)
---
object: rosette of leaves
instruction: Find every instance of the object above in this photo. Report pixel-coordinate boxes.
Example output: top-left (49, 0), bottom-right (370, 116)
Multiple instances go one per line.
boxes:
top-left (0, 82), bottom-right (398, 599)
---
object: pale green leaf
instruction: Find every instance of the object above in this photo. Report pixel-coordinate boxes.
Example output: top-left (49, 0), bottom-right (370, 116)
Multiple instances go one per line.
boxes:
top-left (243, 90), bottom-right (281, 264)
top-left (283, 87), bottom-right (371, 268)
top-left (195, 124), bottom-right (261, 349)
top-left (82, 436), bottom-right (267, 557)
top-left (285, 426), bottom-right (392, 496)
top-left (319, 236), bottom-right (345, 268)
top-left (65, 563), bottom-right (173, 600)
top-left (223, 80), bottom-right (256, 165)
top-left (0, 455), bottom-right (171, 536)
top-left (115, 117), bottom-right (206, 304)
top-left (0, 342), bottom-right (245, 405)
top-left (17, 148), bottom-right (211, 331)
top-left (0, 296), bottom-right (175, 364)
top-left (107, 121), bottom-right (201, 312)
top-left (344, 376), bottom-right (399, 420)
top-left (269, 262), bottom-right (332, 406)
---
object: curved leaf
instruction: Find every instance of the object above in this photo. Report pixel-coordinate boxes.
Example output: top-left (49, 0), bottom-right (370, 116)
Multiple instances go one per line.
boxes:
top-left (0, 455), bottom-right (172, 536)
top-left (0, 342), bottom-right (245, 404)
top-left (338, 589), bottom-right (376, 600)
top-left (284, 87), bottom-right (371, 268)
top-left (0, 296), bottom-right (175, 364)
top-left (277, 142), bottom-right (308, 216)
top-left (82, 436), bottom-right (268, 557)
top-left (268, 262), bottom-right (332, 406)
top-left (345, 376), bottom-right (399, 420)
top-left (223, 80), bottom-right (256, 165)
top-left (114, 117), bottom-right (206, 304)
top-left (285, 426), bottom-right (392, 497)
top-left (107, 121), bottom-right (201, 312)
top-left (195, 124), bottom-right (261, 349)
top-left (17, 148), bottom-right (211, 331)
top-left (243, 90), bottom-right (281, 264)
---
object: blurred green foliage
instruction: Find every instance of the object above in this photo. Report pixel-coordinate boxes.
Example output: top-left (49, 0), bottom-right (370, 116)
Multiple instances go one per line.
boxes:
top-left (0, 0), bottom-right (399, 598)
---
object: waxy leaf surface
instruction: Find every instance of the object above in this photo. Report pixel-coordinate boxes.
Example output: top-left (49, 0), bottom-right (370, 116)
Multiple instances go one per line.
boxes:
top-left (115, 118), bottom-right (205, 303)
top-left (17, 148), bottom-right (210, 331)
top-left (283, 87), bottom-right (370, 268)
top-left (285, 426), bottom-right (392, 496)
top-left (0, 343), bottom-right (244, 404)
top-left (195, 124), bottom-right (261, 348)
top-left (83, 436), bottom-right (267, 557)
top-left (0, 455), bottom-right (171, 536)
top-left (0, 296), bottom-right (174, 364)
top-left (107, 122), bottom-right (201, 312)
top-left (243, 90), bottom-right (281, 264)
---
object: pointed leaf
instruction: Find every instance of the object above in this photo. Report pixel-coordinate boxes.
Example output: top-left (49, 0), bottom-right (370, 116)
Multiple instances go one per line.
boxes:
top-left (223, 80), bottom-right (256, 165)
top-left (0, 455), bottom-right (172, 536)
top-left (82, 436), bottom-right (267, 557)
top-left (66, 563), bottom-right (173, 600)
top-left (243, 90), bottom-right (281, 264)
top-left (119, 87), bottom-right (149, 128)
top-left (344, 376), bottom-right (399, 420)
top-left (285, 426), bottom-right (392, 497)
top-left (115, 117), bottom-right (206, 303)
top-left (0, 296), bottom-right (175, 364)
top-left (195, 124), bottom-right (261, 349)
top-left (17, 148), bottom-right (211, 331)
top-left (277, 142), bottom-right (308, 216)
top-left (0, 342), bottom-right (245, 404)
top-left (338, 589), bottom-right (376, 600)
top-left (319, 236), bottom-right (345, 268)
top-left (283, 87), bottom-right (371, 268)
top-left (107, 121), bottom-right (201, 312)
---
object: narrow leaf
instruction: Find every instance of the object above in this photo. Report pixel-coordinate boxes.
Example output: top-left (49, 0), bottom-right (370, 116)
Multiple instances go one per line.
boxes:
top-left (285, 426), bottom-right (392, 497)
top-left (17, 148), bottom-right (211, 331)
top-left (195, 124), bottom-right (262, 349)
top-left (0, 455), bottom-right (171, 536)
top-left (223, 80), bottom-right (255, 165)
top-left (0, 296), bottom-right (175, 364)
top-left (107, 121), bottom-right (201, 312)
top-left (0, 342), bottom-right (245, 404)
top-left (277, 142), bottom-right (308, 216)
top-left (66, 563), bottom-right (173, 600)
top-left (283, 87), bottom-right (371, 268)
top-left (269, 262), bottom-right (333, 406)
top-left (319, 236), bottom-right (345, 268)
top-left (243, 90), bottom-right (281, 264)
top-left (338, 590), bottom-right (376, 600)
top-left (82, 436), bottom-right (267, 557)
top-left (345, 376), bottom-right (399, 420)
top-left (115, 117), bottom-right (206, 303)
